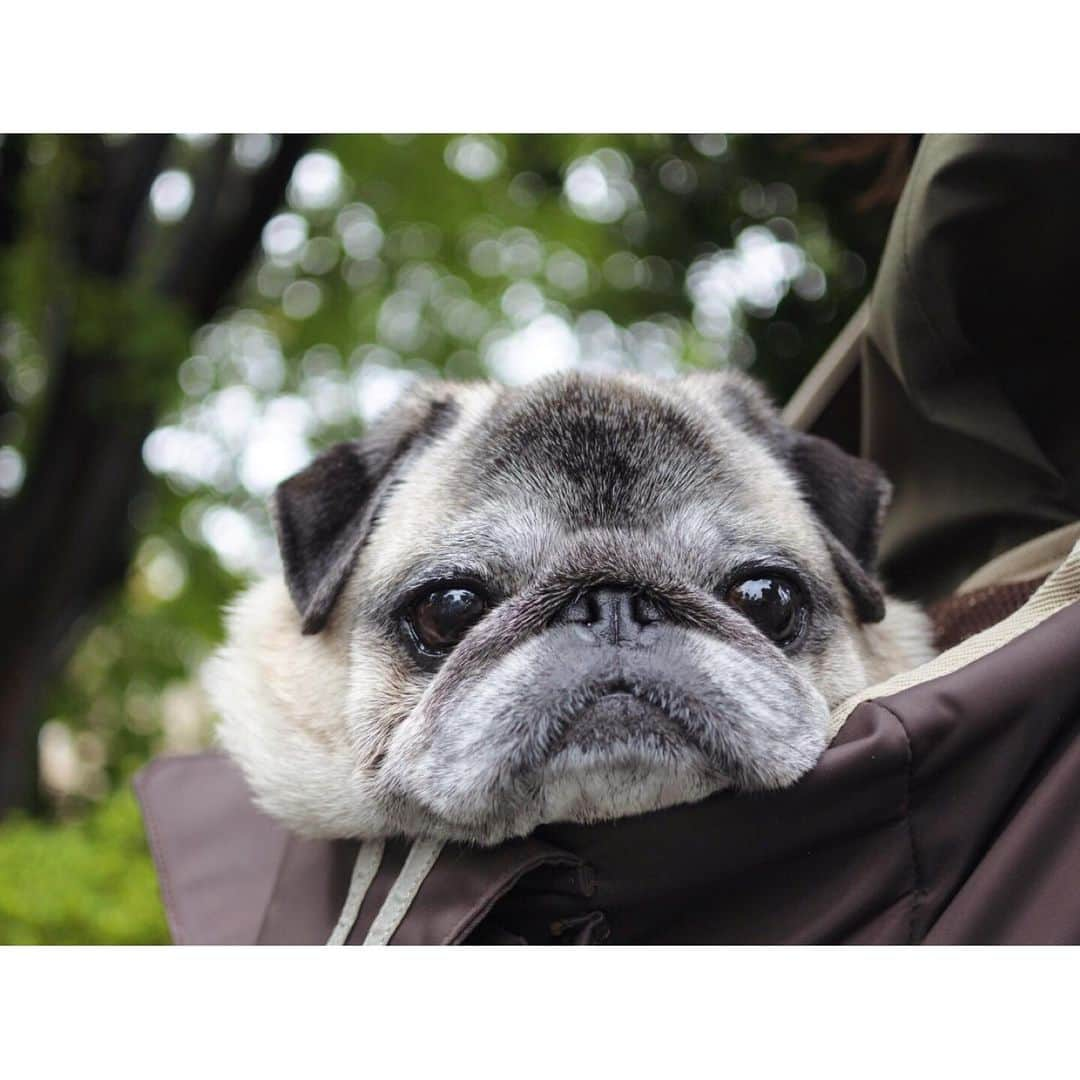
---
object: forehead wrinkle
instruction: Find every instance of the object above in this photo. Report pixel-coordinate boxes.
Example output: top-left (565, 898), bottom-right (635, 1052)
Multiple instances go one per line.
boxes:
top-left (680, 421), bottom-right (832, 560)
top-left (466, 374), bottom-right (732, 526)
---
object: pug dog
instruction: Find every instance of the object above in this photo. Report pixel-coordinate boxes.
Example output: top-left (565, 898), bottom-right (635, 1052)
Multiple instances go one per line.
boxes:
top-left (207, 371), bottom-right (934, 846)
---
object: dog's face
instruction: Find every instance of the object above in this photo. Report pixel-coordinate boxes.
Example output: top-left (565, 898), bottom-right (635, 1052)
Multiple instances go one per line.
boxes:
top-left (210, 371), bottom-right (933, 845)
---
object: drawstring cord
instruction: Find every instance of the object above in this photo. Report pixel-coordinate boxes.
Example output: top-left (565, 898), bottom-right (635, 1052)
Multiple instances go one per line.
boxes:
top-left (362, 839), bottom-right (444, 945)
top-left (326, 839), bottom-right (386, 945)
top-left (326, 837), bottom-right (445, 946)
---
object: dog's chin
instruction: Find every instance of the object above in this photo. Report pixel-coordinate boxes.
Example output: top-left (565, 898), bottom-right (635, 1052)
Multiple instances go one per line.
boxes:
top-left (526, 692), bottom-right (726, 833)
top-left (399, 732), bottom-right (726, 848)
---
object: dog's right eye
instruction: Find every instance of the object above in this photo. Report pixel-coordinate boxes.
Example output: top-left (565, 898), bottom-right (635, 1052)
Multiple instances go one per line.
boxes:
top-left (724, 574), bottom-right (804, 646)
top-left (408, 587), bottom-right (487, 656)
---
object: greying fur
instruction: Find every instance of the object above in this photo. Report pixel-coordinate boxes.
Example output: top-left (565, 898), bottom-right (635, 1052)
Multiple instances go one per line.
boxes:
top-left (208, 371), bottom-right (935, 845)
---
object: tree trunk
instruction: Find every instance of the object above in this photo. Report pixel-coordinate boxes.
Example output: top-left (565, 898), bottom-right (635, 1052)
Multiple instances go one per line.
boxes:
top-left (0, 134), bottom-right (310, 815)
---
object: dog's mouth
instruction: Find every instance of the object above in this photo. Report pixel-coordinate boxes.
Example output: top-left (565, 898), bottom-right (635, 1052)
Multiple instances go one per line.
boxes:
top-left (548, 691), bottom-right (687, 756)
top-left (540, 679), bottom-right (714, 766)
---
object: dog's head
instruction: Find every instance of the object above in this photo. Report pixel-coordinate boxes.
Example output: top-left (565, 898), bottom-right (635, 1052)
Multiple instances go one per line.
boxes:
top-left (209, 371), bottom-right (932, 845)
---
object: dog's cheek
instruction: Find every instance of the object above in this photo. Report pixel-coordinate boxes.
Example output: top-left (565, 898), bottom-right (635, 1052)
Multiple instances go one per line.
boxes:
top-left (685, 631), bottom-right (830, 789)
top-left (790, 622), bottom-right (873, 712)
top-left (344, 628), bottom-right (430, 770)
top-left (209, 579), bottom-right (404, 839)
top-left (376, 641), bottom-right (553, 836)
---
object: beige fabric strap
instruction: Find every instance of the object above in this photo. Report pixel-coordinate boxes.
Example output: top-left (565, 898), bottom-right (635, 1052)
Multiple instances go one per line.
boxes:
top-left (781, 300), bottom-right (869, 432)
top-left (829, 537), bottom-right (1080, 738)
top-left (957, 520), bottom-right (1080, 594)
top-left (363, 838), bottom-right (445, 946)
top-left (326, 838), bottom-right (386, 946)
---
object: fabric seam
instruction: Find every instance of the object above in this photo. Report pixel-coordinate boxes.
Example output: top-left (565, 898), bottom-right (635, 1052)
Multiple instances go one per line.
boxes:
top-left (444, 854), bottom-right (585, 945)
top-left (899, 147), bottom-right (959, 380)
top-left (135, 762), bottom-right (186, 946)
top-left (875, 701), bottom-right (923, 945)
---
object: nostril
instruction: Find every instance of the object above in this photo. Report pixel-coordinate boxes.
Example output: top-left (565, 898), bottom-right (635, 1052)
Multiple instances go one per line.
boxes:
top-left (563, 590), bottom-right (601, 625)
top-left (631, 593), bottom-right (663, 625)
top-left (561, 588), bottom-right (664, 633)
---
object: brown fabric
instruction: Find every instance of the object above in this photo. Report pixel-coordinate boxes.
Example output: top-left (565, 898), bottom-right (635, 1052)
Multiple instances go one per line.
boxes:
top-left (136, 596), bottom-right (1080, 945)
top-left (135, 754), bottom-right (582, 945)
top-left (928, 576), bottom-right (1045, 651)
top-left (383, 840), bottom-right (583, 945)
top-left (134, 754), bottom-right (290, 945)
top-left (858, 136), bottom-right (1080, 602)
top-left (256, 836), bottom-right (359, 944)
top-left (253, 835), bottom-right (416, 945)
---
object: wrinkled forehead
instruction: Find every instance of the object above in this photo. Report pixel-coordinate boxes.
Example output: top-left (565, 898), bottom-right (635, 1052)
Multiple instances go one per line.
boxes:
top-left (461, 376), bottom-right (727, 525)
top-left (356, 376), bottom-right (824, 599)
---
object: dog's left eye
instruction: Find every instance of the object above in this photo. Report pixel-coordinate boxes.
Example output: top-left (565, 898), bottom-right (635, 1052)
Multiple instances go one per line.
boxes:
top-left (409, 587), bottom-right (487, 654)
top-left (724, 574), bottom-right (804, 646)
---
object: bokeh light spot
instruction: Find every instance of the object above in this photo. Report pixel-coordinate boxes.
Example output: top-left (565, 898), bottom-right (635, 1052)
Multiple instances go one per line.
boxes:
top-left (233, 134), bottom-right (275, 170)
top-left (281, 280), bottom-right (323, 320)
top-left (444, 135), bottom-right (504, 182)
top-left (485, 314), bottom-right (580, 384)
top-left (150, 169), bottom-right (194, 224)
top-left (564, 150), bottom-right (639, 224)
top-left (0, 445), bottom-right (25, 497)
top-left (689, 134), bottom-right (728, 157)
top-left (262, 213), bottom-right (308, 262)
top-left (289, 151), bottom-right (345, 211)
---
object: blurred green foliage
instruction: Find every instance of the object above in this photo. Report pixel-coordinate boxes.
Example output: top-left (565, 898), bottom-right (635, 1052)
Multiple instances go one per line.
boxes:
top-left (0, 787), bottom-right (168, 944)
top-left (0, 133), bottom-right (902, 943)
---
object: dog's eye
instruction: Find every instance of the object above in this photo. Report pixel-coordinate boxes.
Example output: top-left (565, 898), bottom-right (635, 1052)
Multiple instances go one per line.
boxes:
top-left (725, 575), bottom-right (803, 645)
top-left (410, 588), bottom-right (487, 653)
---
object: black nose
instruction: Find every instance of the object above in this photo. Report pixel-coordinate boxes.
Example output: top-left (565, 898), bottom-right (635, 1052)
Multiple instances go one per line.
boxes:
top-left (559, 586), bottom-right (664, 645)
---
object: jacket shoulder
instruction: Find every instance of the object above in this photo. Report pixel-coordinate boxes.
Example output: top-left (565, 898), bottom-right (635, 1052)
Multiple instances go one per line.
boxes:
top-left (134, 753), bottom-right (290, 944)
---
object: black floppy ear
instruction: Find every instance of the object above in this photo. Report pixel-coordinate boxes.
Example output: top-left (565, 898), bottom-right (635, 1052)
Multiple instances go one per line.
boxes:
top-left (272, 391), bottom-right (459, 634)
top-left (272, 441), bottom-right (378, 635)
top-left (787, 431), bottom-right (891, 623)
